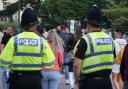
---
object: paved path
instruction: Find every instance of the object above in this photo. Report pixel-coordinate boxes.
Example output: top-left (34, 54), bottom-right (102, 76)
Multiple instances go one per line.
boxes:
top-left (58, 77), bottom-right (77, 89)
top-left (0, 71), bottom-right (4, 89)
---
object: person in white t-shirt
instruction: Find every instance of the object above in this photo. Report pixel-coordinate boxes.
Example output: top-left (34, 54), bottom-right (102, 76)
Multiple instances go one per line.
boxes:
top-left (112, 29), bottom-right (127, 89)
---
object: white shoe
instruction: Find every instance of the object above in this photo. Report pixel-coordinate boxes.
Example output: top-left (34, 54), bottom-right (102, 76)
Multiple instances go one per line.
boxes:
top-left (66, 79), bottom-right (69, 85)
top-left (60, 74), bottom-right (64, 77)
top-left (70, 87), bottom-right (74, 89)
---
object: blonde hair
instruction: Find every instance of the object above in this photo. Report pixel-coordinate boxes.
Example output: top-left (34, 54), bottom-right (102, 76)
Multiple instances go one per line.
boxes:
top-left (46, 29), bottom-right (64, 53)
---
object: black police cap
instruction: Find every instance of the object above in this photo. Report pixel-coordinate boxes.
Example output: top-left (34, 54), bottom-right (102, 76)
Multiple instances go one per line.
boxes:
top-left (20, 8), bottom-right (39, 27)
top-left (86, 5), bottom-right (102, 26)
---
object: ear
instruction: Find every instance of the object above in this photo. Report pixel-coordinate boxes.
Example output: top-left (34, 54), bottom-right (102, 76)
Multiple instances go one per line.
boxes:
top-left (30, 25), bottom-right (37, 32)
top-left (29, 25), bottom-right (36, 32)
top-left (34, 25), bottom-right (40, 35)
top-left (33, 25), bottom-right (37, 30)
top-left (87, 24), bottom-right (91, 32)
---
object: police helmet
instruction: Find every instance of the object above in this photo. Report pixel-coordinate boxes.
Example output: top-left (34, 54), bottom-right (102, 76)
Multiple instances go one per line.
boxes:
top-left (20, 8), bottom-right (39, 27)
top-left (86, 5), bottom-right (102, 26)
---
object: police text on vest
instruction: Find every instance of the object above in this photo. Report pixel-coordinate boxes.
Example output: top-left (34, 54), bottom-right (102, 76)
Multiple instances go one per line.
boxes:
top-left (95, 38), bottom-right (112, 45)
top-left (19, 38), bottom-right (38, 46)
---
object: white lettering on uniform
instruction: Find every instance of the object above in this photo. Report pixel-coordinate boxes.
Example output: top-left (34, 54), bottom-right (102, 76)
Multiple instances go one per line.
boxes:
top-left (95, 38), bottom-right (112, 45)
top-left (19, 38), bottom-right (38, 46)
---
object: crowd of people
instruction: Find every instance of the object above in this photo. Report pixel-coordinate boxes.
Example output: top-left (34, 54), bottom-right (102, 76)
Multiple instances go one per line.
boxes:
top-left (0, 5), bottom-right (128, 89)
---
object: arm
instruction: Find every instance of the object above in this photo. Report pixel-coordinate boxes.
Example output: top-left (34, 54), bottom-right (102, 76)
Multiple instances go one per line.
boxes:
top-left (0, 44), bottom-right (4, 53)
top-left (58, 50), bottom-right (63, 65)
top-left (73, 57), bottom-right (81, 83)
top-left (73, 38), bottom-right (87, 88)
top-left (58, 50), bottom-right (63, 68)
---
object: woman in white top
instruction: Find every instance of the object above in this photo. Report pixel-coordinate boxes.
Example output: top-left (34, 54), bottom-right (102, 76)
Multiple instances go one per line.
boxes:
top-left (112, 29), bottom-right (127, 89)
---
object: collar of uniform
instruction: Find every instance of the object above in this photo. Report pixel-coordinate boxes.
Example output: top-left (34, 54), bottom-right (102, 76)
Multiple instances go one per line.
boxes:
top-left (23, 31), bottom-right (37, 35)
top-left (88, 31), bottom-right (102, 34)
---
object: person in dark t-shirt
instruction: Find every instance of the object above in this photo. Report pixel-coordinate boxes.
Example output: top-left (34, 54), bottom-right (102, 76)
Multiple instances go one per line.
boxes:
top-left (59, 24), bottom-right (75, 84)
top-left (1, 27), bottom-right (13, 51)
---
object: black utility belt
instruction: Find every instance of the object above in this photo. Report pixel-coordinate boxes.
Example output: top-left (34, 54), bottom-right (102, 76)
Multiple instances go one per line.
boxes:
top-left (10, 70), bottom-right (41, 75)
top-left (80, 75), bottom-right (109, 80)
top-left (81, 76), bottom-right (109, 80)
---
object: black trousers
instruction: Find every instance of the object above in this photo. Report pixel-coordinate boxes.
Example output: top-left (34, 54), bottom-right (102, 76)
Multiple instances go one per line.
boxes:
top-left (8, 71), bottom-right (42, 89)
top-left (79, 77), bottom-right (112, 89)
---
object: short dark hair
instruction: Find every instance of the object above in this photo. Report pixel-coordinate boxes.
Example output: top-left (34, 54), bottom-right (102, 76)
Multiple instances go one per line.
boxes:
top-left (22, 24), bottom-right (36, 31)
top-left (115, 29), bottom-right (124, 35)
top-left (88, 22), bottom-right (100, 28)
top-left (60, 25), bottom-right (67, 30)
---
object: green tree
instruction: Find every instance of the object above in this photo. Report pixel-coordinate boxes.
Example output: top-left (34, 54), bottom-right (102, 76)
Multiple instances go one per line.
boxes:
top-left (0, 0), bottom-right (41, 17)
top-left (40, 0), bottom-right (106, 27)
top-left (103, 0), bottom-right (128, 28)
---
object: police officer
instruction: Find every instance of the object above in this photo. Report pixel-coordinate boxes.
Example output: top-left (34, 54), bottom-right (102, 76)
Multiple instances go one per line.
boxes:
top-left (0, 8), bottom-right (55, 89)
top-left (73, 5), bottom-right (114, 89)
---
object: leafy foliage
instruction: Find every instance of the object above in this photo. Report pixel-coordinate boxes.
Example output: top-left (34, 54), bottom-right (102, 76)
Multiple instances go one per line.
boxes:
top-left (0, 0), bottom-right (41, 17)
top-left (0, 22), bottom-right (16, 30)
top-left (103, 0), bottom-right (128, 28)
top-left (40, 0), bottom-right (106, 27)
top-left (0, 0), bottom-right (128, 29)
top-left (0, 2), bottom-right (18, 17)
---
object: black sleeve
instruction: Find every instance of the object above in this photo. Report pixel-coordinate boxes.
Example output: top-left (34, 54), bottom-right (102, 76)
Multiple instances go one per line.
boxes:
top-left (113, 48), bottom-right (116, 58)
top-left (75, 38), bottom-right (87, 60)
top-left (1, 34), bottom-right (6, 44)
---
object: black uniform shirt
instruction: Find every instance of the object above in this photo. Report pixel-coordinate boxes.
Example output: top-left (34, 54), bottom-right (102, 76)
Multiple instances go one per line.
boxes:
top-left (75, 38), bottom-right (87, 59)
